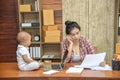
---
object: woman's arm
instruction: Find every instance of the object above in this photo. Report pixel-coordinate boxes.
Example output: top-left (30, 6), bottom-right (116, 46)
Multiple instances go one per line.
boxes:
top-left (61, 36), bottom-right (73, 62)
top-left (84, 37), bottom-right (95, 54)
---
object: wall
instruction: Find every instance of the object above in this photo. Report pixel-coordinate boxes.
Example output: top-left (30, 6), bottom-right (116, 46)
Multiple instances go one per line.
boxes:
top-left (0, 0), bottom-right (18, 62)
top-left (0, 0), bottom-right (116, 63)
top-left (62, 0), bottom-right (115, 63)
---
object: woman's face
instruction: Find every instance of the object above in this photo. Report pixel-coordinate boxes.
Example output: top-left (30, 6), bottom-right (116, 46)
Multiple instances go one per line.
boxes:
top-left (70, 27), bottom-right (80, 40)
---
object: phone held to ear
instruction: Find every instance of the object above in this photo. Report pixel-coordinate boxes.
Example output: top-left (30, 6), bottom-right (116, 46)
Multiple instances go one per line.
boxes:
top-left (66, 35), bottom-right (73, 42)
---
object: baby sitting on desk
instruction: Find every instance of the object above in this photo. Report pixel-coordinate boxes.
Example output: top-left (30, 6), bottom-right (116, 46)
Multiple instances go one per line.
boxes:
top-left (16, 31), bottom-right (43, 71)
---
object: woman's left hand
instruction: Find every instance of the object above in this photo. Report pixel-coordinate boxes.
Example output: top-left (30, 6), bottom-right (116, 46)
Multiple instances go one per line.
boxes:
top-left (99, 61), bottom-right (106, 67)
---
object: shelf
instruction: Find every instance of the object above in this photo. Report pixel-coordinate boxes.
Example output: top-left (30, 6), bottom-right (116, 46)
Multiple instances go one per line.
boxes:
top-left (41, 42), bottom-right (61, 44)
top-left (18, 0), bottom-right (62, 61)
top-left (21, 27), bottom-right (40, 29)
top-left (31, 42), bottom-right (40, 44)
top-left (20, 11), bottom-right (39, 13)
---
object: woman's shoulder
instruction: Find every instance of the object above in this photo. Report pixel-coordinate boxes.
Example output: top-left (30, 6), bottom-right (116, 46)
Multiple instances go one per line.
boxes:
top-left (62, 37), bottom-right (67, 42)
top-left (61, 37), bottom-right (69, 46)
top-left (80, 35), bottom-right (91, 44)
top-left (80, 35), bottom-right (88, 41)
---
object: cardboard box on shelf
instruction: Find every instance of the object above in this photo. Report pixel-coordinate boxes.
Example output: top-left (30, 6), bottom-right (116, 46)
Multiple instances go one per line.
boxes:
top-left (20, 5), bottom-right (31, 12)
top-left (43, 36), bottom-right (60, 42)
top-left (43, 25), bottom-right (58, 31)
top-left (116, 43), bottom-right (120, 54)
top-left (43, 30), bottom-right (61, 36)
top-left (42, 10), bottom-right (54, 25)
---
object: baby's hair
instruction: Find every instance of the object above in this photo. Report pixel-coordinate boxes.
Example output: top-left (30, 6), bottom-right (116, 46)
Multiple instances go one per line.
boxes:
top-left (65, 20), bottom-right (81, 35)
top-left (17, 31), bottom-right (31, 44)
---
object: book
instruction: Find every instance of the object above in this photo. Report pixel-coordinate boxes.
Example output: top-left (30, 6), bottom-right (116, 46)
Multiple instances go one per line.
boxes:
top-left (66, 67), bottom-right (84, 74)
top-left (21, 23), bottom-right (39, 27)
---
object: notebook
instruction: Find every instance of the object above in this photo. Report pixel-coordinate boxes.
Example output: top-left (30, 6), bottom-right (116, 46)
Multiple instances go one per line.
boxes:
top-left (44, 50), bottom-right (68, 71)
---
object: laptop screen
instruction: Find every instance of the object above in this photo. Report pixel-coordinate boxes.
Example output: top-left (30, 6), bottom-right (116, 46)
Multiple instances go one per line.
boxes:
top-left (61, 49), bottom-right (68, 64)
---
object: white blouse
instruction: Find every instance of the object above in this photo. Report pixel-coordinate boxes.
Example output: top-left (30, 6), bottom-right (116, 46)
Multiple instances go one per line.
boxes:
top-left (72, 53), bottom-right (81, 62)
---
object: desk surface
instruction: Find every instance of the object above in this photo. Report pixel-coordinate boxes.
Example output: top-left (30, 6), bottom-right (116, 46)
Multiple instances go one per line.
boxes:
top-left (0, 62), bottom-right (120, 80)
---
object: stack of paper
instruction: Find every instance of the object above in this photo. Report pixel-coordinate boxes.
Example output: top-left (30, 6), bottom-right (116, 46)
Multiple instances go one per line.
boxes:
top-left (90, 65), bottom-right (112, 71)
top-left (43, 70), bottom-right (59, 75)
top-left (74, 52), bottom-right (112, 71)
top-left (66, 67), bottom-right (84, 74)
top-left (76, 52), bottom-right (106, 68)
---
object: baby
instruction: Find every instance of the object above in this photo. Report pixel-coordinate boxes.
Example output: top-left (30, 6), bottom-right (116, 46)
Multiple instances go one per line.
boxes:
top-left (16, 31), bottom-right (43, 71)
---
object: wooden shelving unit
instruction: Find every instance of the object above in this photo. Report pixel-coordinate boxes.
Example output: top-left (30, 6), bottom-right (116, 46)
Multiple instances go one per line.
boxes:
top-left (18, 0), bottom-right (62, 62)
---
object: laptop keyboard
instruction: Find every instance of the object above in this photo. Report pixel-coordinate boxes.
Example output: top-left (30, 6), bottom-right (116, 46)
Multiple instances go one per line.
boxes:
top-left (52, 64), bottom-right (61, 69)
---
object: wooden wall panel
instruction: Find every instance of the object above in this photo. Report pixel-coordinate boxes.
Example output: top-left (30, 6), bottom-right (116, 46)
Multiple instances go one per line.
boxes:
top-left (89, 0), bottom-right (115, 63)
top-left (41, 5), bottom-right (62, 10)
top-left (62, 0), bottom-right (115, 63)
top-left (62, 0), bottom-right (89, 38)
top-left (41, 0), bottom-right (62, 5)
top-left (54, 10), bottom-right (62, 24)
top-left (0, 0), bottom-right (19, 62)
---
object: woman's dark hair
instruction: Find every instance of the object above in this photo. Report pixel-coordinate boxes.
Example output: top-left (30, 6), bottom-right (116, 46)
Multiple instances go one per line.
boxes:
top-left (65, 20), bottom-right (81, 35)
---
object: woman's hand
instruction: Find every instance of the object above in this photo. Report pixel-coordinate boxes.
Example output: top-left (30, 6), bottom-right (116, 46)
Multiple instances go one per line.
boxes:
top-left (66, 35), bottom-right (73, 44)
top-left (99, 61), bottom-right (106, 67)
top-left (66, 35), bottom-right (73, 60)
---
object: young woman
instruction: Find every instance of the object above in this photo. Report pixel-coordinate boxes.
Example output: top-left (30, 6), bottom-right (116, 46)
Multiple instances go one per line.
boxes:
top-left (61, 20), bottom-right (105, 66)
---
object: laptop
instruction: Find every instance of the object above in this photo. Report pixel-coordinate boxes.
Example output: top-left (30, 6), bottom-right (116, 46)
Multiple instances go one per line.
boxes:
top-left (43, 50), bottom-right (68, 71)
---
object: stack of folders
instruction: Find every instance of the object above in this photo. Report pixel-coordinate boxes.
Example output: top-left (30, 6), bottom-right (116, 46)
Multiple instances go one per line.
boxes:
top-left (29, 46), bottom-right (41, 58)
top-left (66, 67), bottom-right (84, 74)
top-left (21, 23), bottom-right (40, 27)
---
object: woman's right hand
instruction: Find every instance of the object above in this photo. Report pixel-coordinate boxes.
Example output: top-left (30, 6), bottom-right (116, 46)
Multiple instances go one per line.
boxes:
top-left (66, 35), bottom-right (73, 45)
top-left (66, 35), bottom-right (73, 60)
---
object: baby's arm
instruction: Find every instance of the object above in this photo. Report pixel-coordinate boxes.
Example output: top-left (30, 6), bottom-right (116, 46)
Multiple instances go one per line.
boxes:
top-left (22, 54), bottom-right (35, 63)
top-left (39, 62), bottom-right (44, 67)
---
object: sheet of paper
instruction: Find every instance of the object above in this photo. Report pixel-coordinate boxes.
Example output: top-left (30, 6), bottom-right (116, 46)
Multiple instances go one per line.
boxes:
top-left (43, 70), bottom-right (59, 75)
top-left (66, 67), bottom-right (84, 74)
top-left (75, 52), bottom-right (106, 68)
top-left (90, 65), bottom-right (112, 71)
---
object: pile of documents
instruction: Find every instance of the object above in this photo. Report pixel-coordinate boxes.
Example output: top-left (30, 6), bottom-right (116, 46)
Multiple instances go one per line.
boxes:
top-left (74, 52), bottom-right (112, 71)
top-left (66, 67), bottom-right (84, 74)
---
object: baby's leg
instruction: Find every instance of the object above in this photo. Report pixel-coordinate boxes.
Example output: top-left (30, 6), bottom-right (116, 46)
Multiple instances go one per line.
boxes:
top-left (21, 61), bottom-right (40, 71)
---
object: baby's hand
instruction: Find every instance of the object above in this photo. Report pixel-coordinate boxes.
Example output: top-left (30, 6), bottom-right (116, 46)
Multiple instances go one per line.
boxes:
top-left (40, 62), bottom-right (44, 66)
top-left (99, 61), bottom-right (106, 67)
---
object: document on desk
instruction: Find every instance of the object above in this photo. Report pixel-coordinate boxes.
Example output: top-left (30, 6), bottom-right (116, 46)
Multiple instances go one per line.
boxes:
top-left (43, 70), bottom-right (59, 75)
top-left (66, 67), bottom-right (84, 74)
top-left (75, 52), bottom-right (106, 68)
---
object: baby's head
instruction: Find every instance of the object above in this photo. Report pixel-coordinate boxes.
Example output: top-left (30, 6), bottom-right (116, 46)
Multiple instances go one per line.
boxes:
top-left (17, 31), bottom-right (31, 47)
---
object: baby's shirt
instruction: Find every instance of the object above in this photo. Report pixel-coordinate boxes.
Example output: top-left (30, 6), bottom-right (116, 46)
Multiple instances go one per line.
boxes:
top-left (16, 44), bottom-right (33, 67)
